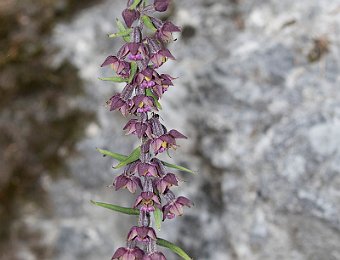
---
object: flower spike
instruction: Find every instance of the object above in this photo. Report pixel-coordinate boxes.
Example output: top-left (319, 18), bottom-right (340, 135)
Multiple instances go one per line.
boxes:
top-left (95, 1), bottom-right (193, 259)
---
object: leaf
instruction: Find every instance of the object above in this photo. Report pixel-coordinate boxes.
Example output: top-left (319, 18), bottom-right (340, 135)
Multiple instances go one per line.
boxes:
top-left (91, 201), bottom-right (139, 215)
top-left (96, 148), bottom-right (127, 161)
top-left (153, 207), bottom-right (162, 231)
top-left (99, 77), bottom-right (128, 83)
top-left (116, 19), bottom-right (131, 42)
top-left (129, 0), bottom-right (142, 10)
top-left (161, 161), bottom-right (195, 174)
top-left (108, 28), bottom-right (132, 38)
top-left (113, 146), bottom-right (141, 169)
top-left (146, 89), bottom-right (162, 110)
top-left (141, 15), bottom-right (157, 32)
top-left (157, 238), bottom-right (192, 260)
top-left (128, 61), bottom-right (138, 83)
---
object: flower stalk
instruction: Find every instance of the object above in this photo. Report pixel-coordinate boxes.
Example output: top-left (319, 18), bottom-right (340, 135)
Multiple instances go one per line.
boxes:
top-left (95, 0), bottom-right (193, 259)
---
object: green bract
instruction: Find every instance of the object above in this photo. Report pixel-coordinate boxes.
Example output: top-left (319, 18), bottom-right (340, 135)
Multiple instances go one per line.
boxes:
top-left (157, 238), bottom-right (193, 260)
top-left (113, 146), bottom-right (141, 169)
top-left (91, 200), bottom-right (139, 215)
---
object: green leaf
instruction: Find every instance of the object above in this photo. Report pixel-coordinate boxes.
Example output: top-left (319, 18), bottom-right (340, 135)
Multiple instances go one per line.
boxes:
top-left (113, 146), bottom-right (141, 169)
top-left (141, 15), bottom-right (157, 32)
top-left (99, 77), bottom-right (128, 83)
top-left (161, 161), bottom-right (195, 174)
top-left (154, 207), bottom-right (162, 231)
top-left (108, 28), bottom-right (132, 38)
top-left (157, 238), bottom-right (192, 260)
top-left (146, 89), bottom-right (162, 110)
top-left (116, 19), bottom-right (131, 42)
top-left (128, 62), bottom-right (138, 83)
top-left (96, 148), bottom-right (127, 161)
top-left (91, 201), bottom-right (139, 215)
top-left (129, 0), bottom-right (142, 9)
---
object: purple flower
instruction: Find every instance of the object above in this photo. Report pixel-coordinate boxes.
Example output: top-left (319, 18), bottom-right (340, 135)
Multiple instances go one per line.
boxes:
top-left (119, 43), bottom-right (148, 61)
top-left (151, 129), bottom-right (187, 154)
top-left (101, 56), bottom-right (130, 78)
top-left (136, 162), bottom-right (158, 177)
top-left (152, 74), bottom-right (174, 98)
top-left (154, 0), bottom-right (170, 12)
top-left (114, 174), bottom-right (142, 193)
top-left (163, 196), bottom-right (192, 220)
top-left (150, 49), bottom-right (175, 68)
top-left (156, 173), bottom-right (178, 194)
top-left (107, 94), bottom-right (132, 117)
top-left (136, 68), bottom-right (157, 89)
top-left (134, 192), bottom-right (161, 213)
top-left (142, 252), bottom-right (166, 260)
top-left (127, 226), bottom-right (157, 242)
top-left (112, 246), bottom-right (144, 260)
top-left (122, 9), bottom-right (140, 28)
top-left (123, 119), bottom-right (153, 139)
top-left (132, 95), bottom-right (155, 114)
top-left (152, 18), bottom-right (181, 42)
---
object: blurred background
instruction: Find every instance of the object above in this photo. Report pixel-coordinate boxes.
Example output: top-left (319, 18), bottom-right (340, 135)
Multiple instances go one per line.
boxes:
top-left (1, 0), bottom-right (340, 259)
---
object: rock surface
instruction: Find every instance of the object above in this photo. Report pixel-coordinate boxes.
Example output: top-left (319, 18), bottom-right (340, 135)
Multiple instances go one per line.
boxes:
top-left (24, 0), bottom-right (340, 259)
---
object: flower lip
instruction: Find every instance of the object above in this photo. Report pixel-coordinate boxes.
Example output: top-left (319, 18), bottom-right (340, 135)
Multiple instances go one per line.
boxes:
top-left (132, 95), bottom-right (156, 114)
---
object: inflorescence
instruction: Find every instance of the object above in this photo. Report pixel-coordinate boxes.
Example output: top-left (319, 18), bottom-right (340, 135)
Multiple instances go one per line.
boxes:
top-left (95, 1), bottom-right (193, 259)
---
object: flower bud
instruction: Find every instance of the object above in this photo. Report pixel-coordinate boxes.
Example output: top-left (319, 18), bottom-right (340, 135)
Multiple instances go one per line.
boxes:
top-left (154, 0), bottom-right (170, 12)
top-left (122, 8), bottom-right (140, 28)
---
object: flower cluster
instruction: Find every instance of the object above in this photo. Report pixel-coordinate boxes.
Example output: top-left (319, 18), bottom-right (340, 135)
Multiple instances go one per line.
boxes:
top-left (99, 1), bottom-right (192, 259)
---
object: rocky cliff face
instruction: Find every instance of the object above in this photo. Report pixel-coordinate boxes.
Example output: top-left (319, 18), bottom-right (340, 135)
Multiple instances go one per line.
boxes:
top-left (11, 0), bottom-right (340, 259)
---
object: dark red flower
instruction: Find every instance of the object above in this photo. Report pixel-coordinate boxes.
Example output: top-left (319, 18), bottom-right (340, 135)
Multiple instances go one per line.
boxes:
top-left (163, 196), bottom-right (192, 220)
top-left (132, 95), bottom-right (156, 114)
top-left (152, 74), bottom-right (174, 97)
top-left (119, 43), bottom-right (148, 61)
top-left (114, 174), bottom-right (142, 193)
top-left (150, 49), bottom-right (175, 68)
top-left (134, 191), bottom-right (161, 213)
top-left (107, 93), bottom-right (132, 117)
top-left (136, 162), bottom-right (158, 177)
top-left (123, 119), bottom-right (153, 139)
top-left (151, 18), bottom-right (181, 42)
top-left (155, 173), bottom-right (178, 194)
top-left (151, 129), bottom-right (187, 154)
top-left (101, 55), bottom-right (130, 78)
top-left (127, 226), bottom-right (157, 242)
top-left (112, 246), bottom-right (144, 260)
top-left (136, 68), bottom-right (158, 89)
